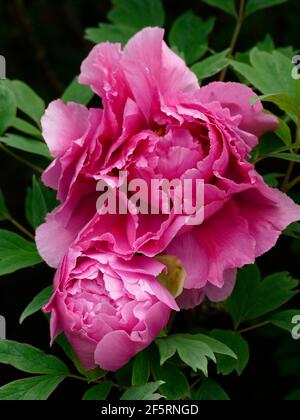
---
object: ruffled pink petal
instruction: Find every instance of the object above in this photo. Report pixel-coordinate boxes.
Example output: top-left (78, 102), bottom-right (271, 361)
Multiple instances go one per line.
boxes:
top-left (144, 278), bottom-right (179, 311)
top-left (113, 254), bottom-right (165, 277)
top-left (142, 301), bottom-right (171, 339)
top-left (94, 330), bottom-right (137, 371)
top-left (176, 289), bottom-right (205, 310)
top-left (203, 269), bottom-right (237, 302)
top-left (166, 202), bottom-right (256, 289)
top-left (166, 232), bottom-right (208, 289)
top-left (36, 211), bottom-right (77, 268)
top-left (122, 27), bottom-right (198, 120)
top-left (77, 209), bottom-right (138, 259)
top-left (197, 82), bottom-right (278, 138)
top-left (160, 41), bottom-right (200, 95)
top-left (36, 184), bottom-right (98, 269)
top-left (176, 269), bottom-right (236, 309)
top-left (42, 159), bottom-right (61, 191)
top-left (234, 181), bottom-right (300, 257)
top-left (41, 100), bottom-right (90, 157)
top-left (79, 42), bottom-right (129, 120)
top-left (67, 332), bottom-right (98, 371)
top-left (54, 293), bottom-right (98, 371)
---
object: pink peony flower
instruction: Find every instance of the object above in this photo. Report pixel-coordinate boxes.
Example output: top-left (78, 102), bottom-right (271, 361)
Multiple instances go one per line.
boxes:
top-left (37, 27), bottom-right (300, 308)
top-left (45, 248), bottom-right (178, 371)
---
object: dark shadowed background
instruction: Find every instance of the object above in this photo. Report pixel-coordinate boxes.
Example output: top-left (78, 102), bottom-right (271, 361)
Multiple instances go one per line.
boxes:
top-left (0, 0), bottom-right (300, 400)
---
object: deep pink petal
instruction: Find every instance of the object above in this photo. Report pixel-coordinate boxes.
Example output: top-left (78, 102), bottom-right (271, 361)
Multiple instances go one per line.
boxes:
top-left (79, 42), bottom-right (129, 120)
top-left (166, 202), bottom-right (256, 288)
top-left (36, 212), bottom-right (76, 268)
top-left (123, 27), bottom-right (198, 120)
top-left (41, 100), bottom-right (90, 157)
top-left (176, 288), bottom-right (205, 310)
top-left (94, 330), bottom-right (137, 371)
top-left (203, 269), bottom-right (237, 302)
top-left (197, 82), bottom-right (278, 138)
top-left (235, 181), bottom-right (300, 257)
top-left (176, 269), bottom-right (236, 309)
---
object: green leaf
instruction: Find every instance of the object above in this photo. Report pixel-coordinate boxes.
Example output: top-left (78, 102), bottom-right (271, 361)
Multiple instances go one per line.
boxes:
top-left (85, 24), bottom-right (135, 45)
top-left (9, 80), bottom-right (45, 126)
top-left (230, 49), bottom-right (297, 98)
top-left (0, 375), bottom-right (65, 401)
top-left (275, 117), bottom-right (292, 146)
top-left (25, 176), bottom-right (48, 229)
top-left (254, 93), bottom-right (300, 117)
top-left (263, 172), bottom-right (284, 188)
top-left (83, 368), bottom-right (107, 383)
top-left (269, 152), bottom-right (300, 163)
top-left (270, 310), bottom-right (300, 333)
top-left (120, 381), bottom-right (164, 401)
top-left (82, 382), bottom-right (113, 401)
top-left (114, 361), bottom-right (133, 388)
top-left (55, 334), bottom-right (106, 382)
top-left (234, 51), bottom-right (250, 65)
top-left (0, 340), bottom-right (69, 375)
top-left (19, 286), bottom-right (53, 324)
top-left (26, 181), bottom-right (58, 230)
top-left (193, 334), bottom-right (237, 359)
top-left (284, 222), bottom-right (300, 239)
top-left (226, 265), bottom-right (299, 326)
top-left (245, 0), bottom-right (288, 18)
top-left (193, 379), bottom-right (230, 401)
top-left (0, 134), bottom-right (51, 159)
top-left (0, 189), bottom-right (10, 221)
top-left (210, 330), bottom-right (249, 376)
top-left (55, 334), bottom-right (74, 360)
top-left (62, 77), bottom-right (94, 106)
top-left (108, 0), bottom-right (165, 30)
top-left (280, 46), bottom-right (296, 58)
top-left (132, 350), bottom-right (150, 386)
top-left (40, 186), bottom-right (58, 212)
top-left (0, 84), bottom-right (16, 135)
top-left (258, 136), bottom-right (298, 156)
top-left (201, 0), bottom-right (237, 17)
top-left (85, 0), bottom-right (164, 45)
top-left (151, 361), bottom-right (190, 400)
top-left (256, 34), bottom-right (275, 53)
top-left (156, 334), bottom-right (236, 376)
top-left (169, 12), bottom-right (215, 65)
top-left (226, 265), bottom-right (262, 327)
top-left (192, 49), bottom-right (230, 81)
top-left (0, 230), bottom-right (42, 276)
top-left (11, 118), bottom-right (42, 138)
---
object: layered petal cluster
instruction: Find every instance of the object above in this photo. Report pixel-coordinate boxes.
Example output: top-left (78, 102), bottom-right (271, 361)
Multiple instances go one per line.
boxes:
top-left (45, 248), bottom-right (178, 371)
top-left (38, 27), bottom-right (300, 369)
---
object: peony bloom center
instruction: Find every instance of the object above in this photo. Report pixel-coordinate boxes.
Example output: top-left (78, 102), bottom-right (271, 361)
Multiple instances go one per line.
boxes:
top-left (62, 256), bottom-right (164, 340)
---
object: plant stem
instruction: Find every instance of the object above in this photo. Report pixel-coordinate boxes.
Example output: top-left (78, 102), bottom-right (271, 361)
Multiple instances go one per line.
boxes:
top-left (167, 311), bottom-right (176, 333)
top-left (281, 155), bottom-right (297, 192)
top-left (284, 174), bottom-right (300, 192)
top-left (67, 373), bottom-right (121, 388)
top-left (238, 321), bottom-right (271, 334)
top-left (0, 143), bottom-right (43, 174)
top-left (264, 142), bottom-right (300, 155)
top-left (281, 118), bottom-right (300, 192)
top-left (219, 0), bottom-right (246, 82)
top-left (67, 374), bottom-right (91, 383)
top-left (67, 374), bottom-right (106, 385)
top-left (190, 377), bottom-right (203, 390)
top-left (9, 217), bottom-right (35, 241)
